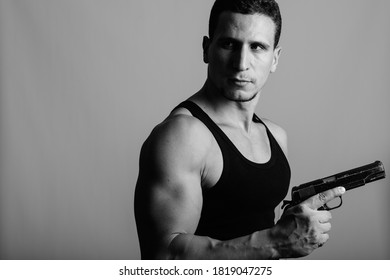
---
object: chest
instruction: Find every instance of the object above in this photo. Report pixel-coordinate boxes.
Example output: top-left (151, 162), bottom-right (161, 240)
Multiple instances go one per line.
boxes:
top-left (199, 124), bottom-right (291, 219)
top-left (202, 123), bottom-right (271, 189)
top-left (222, 124), bottom-right (271, 163)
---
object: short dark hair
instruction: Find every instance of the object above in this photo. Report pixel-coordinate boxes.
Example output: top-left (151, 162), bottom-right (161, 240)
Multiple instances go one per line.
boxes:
top-left (208, 0), bottom-right (282, 48)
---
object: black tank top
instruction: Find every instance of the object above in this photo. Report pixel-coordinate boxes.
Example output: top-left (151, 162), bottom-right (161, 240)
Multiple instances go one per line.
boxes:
top-left (176, 101), bottom-right (291, 240)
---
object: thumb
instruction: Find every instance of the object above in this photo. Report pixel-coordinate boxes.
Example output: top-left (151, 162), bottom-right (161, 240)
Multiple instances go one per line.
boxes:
top-left (302, 187), bottom-right (346, 210)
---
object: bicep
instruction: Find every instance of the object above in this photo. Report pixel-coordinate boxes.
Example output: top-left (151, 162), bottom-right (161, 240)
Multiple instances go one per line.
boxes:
top-left (134, 118), bottom-right (207, 258)
top-left (147, 170), bottom-right (203, 238)
top-left (135, 149), bottom-right (203, 258)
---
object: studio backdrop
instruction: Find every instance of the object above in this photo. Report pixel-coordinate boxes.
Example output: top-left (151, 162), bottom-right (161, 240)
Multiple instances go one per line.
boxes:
top-left (0, 0), bottom-right (389, 259)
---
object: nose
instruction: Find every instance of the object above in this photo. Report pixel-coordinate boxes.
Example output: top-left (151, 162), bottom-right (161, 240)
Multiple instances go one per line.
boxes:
top-left (232, 46), bottom-right (250, 71)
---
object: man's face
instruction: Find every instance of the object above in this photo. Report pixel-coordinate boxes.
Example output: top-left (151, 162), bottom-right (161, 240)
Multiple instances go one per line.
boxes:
top-left (204, 12), bottom-right (281, 102)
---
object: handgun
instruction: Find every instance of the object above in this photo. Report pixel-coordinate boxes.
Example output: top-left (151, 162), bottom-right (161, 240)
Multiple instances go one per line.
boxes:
top-left (281, 161), bottom-right (386, 210)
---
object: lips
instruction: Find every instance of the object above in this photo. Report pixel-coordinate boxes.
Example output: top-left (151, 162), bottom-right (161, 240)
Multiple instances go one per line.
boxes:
top-left (228, 77), bottom-right (252, 86)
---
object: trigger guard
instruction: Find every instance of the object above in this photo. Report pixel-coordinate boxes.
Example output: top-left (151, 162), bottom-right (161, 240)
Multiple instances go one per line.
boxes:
top-left (319, 196), bottom-right (343, 211)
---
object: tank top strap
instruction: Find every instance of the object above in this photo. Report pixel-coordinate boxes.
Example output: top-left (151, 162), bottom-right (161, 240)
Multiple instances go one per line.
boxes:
top-left (253, 113), bottom-right (289, 164)
top-left (252, 113), bottom-right (266, 125)
top-left (173, 100), bottom-right (229, 144)
top-left (174, 100), bottom-right (284, 157)
top-left (252, 113), bottom-right (275, 142)
top-left (174, 101), bottom-right (288, 168)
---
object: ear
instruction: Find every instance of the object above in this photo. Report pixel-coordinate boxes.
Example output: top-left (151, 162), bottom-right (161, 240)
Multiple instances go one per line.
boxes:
top-left (202, 36), bottom-right (210, 64)
top-left (270, 46), bottom-right (282, 73)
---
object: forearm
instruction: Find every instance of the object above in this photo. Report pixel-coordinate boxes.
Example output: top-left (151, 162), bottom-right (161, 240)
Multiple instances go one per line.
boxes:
top-left (166, 230), bottom-right (281, 260)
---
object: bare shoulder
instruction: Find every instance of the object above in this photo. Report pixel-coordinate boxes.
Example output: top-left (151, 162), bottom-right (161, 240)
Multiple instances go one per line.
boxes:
top-left (142, 110), bottom-right (214, 172)
top-left (261, 118), bottom-right (288, 157)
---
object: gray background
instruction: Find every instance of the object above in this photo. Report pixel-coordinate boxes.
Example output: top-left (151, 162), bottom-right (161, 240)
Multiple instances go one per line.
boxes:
top-left (0, 0), bottom-right (388, 259)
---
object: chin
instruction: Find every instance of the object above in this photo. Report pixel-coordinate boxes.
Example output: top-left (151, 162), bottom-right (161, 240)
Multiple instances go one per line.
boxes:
top-left (221, 89), bottom-right (258, 103)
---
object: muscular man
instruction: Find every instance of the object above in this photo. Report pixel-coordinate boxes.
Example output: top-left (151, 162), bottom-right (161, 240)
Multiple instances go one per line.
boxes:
top-left (134, 0), bottom-right (345, 259)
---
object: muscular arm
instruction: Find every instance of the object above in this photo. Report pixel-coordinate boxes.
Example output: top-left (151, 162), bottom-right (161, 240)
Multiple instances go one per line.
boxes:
top-left (134, 114), bottom-right (344, 259)
top-left (134, 115), bottom-right (205, 259)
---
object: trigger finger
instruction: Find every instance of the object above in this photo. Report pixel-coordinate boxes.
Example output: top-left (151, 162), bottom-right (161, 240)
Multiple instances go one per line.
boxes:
top-left (314, 187), bottom-right (345, 209)
top-left (318, 192), bottom-right (327, 204)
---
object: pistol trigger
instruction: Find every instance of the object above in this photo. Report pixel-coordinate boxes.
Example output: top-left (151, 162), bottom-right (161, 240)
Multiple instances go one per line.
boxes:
top-left (318, 204), bottom-right (330, 211)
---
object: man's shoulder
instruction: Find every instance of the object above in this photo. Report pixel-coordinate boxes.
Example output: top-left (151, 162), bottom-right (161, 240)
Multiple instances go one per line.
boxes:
top-left (261, 118), bottom-right (287, 137)
top-left (153, 110), bottom-right (212, 145)
top-left (143, 110), bottom-right (214, 163)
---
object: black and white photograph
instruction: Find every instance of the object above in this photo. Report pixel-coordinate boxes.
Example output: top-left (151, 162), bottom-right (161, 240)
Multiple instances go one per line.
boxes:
top-left (0, 0), bottom-right (389, 276)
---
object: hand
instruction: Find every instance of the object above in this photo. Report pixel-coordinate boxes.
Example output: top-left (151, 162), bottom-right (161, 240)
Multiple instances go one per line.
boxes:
top-left (270, 187), bottom-right (345, 258)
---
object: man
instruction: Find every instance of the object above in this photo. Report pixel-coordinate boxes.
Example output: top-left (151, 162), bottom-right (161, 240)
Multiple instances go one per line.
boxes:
top-left (134, 0), bottom-right (345, 259)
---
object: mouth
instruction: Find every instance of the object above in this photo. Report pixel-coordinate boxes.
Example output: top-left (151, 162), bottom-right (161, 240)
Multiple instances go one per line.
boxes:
top-left (228, 78), bottom-right (252, 87)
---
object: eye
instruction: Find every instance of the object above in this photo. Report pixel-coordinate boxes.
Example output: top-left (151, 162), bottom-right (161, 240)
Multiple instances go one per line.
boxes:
top-left (218, 39), bottom-right (236, 50)
top-left (251, 43), bottom-right (268, 51)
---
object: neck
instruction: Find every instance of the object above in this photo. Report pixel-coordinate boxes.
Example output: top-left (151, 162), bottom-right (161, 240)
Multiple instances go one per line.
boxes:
top-left (191, 80), bottom-right (261, 133)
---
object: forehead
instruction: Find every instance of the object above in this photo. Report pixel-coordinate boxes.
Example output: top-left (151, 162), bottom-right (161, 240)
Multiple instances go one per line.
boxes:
top-left (214, 12), bottom-right (276, 45)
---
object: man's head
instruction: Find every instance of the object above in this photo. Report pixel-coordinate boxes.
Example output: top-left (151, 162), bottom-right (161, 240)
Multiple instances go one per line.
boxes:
top-left (209, 0), bottom-right (282, 49)
top-left (202, 0), bottom-right (283, 103)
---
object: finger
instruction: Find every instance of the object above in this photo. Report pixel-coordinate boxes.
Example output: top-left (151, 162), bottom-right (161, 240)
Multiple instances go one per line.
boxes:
top-left (304, 187), bottom-right (345, 210)
top-left (319, 222), bottom-right (331, 233)
top-left (316, 233), bottom-right (329, 248)
top-left (319, 233), bottom-right (330, 244)
top-left (318, 211), bottom-right (332, 223)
